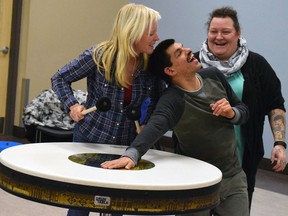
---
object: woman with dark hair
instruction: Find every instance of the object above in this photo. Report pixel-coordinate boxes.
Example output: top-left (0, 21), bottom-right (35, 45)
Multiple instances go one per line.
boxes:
top-left (195, 6), bottom-right (286, 211)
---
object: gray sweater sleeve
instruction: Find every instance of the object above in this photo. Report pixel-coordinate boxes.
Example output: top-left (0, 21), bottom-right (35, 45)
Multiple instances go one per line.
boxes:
top-left (122, 88), bottom-right (185, 165)
top-left (209, 67), bottom-right (249, 125)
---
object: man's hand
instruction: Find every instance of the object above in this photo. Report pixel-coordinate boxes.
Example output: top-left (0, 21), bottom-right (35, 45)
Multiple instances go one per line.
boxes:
top-left (210, 98), bottom-right (235, 119)
top-left (101, 157), bottom-right (135, 169)
top-left (271, 145), bottom-right (287, 172)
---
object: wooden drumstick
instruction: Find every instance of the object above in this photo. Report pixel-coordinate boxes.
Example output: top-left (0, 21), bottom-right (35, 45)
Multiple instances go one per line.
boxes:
top-left (127, 108), bottom-right (141, 134)
top-left (81, 97), bottom-right (111, 115)
top-left (134, 119), bottom-right (141, 134)
top-left (81, 107), bottom-right (96, 115)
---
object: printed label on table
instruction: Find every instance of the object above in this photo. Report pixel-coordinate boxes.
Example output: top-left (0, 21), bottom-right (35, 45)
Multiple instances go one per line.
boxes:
top-left (94, 195), bottom-right (111, 206)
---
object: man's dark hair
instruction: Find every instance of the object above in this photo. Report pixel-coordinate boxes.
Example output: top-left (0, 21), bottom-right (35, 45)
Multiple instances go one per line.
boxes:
top-left (206, 7), bottom-right (241, 32)
top-left (148, 39), bottom-right (175, 84)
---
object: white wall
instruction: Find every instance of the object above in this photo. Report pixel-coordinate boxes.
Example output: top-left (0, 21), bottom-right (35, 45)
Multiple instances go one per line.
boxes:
top-left (132, 0), bottom-right (288, 159)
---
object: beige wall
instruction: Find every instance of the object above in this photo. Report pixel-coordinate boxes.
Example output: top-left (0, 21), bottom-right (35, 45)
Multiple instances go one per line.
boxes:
top-left (0, 0), bottom-right (13, 118)
top-left (15, 0), bottom-right (128, 126)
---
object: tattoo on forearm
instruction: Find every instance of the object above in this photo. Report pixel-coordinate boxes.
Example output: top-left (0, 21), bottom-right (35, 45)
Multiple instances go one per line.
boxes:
top-left (270, 110), bottom-right (286, 141)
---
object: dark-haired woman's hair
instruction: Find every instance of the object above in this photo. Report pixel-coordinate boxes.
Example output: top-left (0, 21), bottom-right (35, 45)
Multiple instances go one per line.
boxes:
top-left (206, 7), bottom-right (241, 32)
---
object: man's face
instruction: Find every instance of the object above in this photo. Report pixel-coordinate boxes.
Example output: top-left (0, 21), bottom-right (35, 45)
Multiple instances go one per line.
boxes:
top-left (166, 43), bottom-right (201, 75)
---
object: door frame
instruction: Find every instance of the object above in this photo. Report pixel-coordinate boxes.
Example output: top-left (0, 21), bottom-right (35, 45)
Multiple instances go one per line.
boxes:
top-left (4, 0), bottom-right (23, 135)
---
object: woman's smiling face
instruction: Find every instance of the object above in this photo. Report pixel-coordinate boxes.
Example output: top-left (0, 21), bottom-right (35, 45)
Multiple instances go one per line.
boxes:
top-left (134, 21), bottom-right (160, 55)
top-left (207, 17), bottom-right (240, 60)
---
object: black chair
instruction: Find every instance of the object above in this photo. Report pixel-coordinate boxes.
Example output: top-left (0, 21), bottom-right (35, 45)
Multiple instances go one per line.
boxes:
top-left (22, 89), bottom-right (87, 143)
top-left (35, 125), bottom-right (73, 143)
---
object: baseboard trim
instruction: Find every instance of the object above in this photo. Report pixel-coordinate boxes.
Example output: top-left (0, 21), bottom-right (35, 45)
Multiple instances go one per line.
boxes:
top-left (258, 157), bottom-right (288, 175)
top-left (13, 125), bottom-right (26, 138)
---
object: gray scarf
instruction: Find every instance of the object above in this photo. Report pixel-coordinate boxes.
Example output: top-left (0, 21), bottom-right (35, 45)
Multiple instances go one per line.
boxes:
top-left (199, 37), bottom-right (249, 77)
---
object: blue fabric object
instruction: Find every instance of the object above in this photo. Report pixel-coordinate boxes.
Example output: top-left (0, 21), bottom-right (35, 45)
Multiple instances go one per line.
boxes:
top-left (140, 97), bottom-right (151, 125)
top-left (0, 141), bottom-right (22, 152)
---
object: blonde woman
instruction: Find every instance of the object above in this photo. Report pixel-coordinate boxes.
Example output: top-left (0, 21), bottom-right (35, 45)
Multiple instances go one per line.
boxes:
top-left (51, 3), bottom-right (161, 216)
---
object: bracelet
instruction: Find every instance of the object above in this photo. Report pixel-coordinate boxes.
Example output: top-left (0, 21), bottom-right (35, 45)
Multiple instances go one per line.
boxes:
top-left (274, 141), bottom-right (287, 149)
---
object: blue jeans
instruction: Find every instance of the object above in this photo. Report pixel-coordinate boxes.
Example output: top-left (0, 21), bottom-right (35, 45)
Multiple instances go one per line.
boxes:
top-left (66, 126), bottom-right (90, 216)
top-left (72, 124), bottom-right (88, 142)
top-left (67, 209), bottom-right (90, 216)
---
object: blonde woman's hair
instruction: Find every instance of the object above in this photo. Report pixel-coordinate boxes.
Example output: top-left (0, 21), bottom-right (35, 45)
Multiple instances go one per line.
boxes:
top-left (93, 3), bottom-right (161, 87)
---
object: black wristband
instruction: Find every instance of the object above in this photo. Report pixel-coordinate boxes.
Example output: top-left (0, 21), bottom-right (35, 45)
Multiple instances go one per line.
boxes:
top-left (274, 141), bottom-right (287, 149)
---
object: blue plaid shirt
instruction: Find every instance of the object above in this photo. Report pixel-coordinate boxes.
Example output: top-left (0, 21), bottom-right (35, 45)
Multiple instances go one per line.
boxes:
top-left (51, 47), bottom-right (162, 145)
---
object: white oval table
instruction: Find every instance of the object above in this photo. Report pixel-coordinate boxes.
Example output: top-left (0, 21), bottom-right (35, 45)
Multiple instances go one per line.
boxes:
top-left (0, 142), bottom-right (222, 214)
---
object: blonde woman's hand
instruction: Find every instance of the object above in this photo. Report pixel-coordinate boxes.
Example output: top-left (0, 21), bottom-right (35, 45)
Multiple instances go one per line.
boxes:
top-left (69, 103), bottom-right (85, 122)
